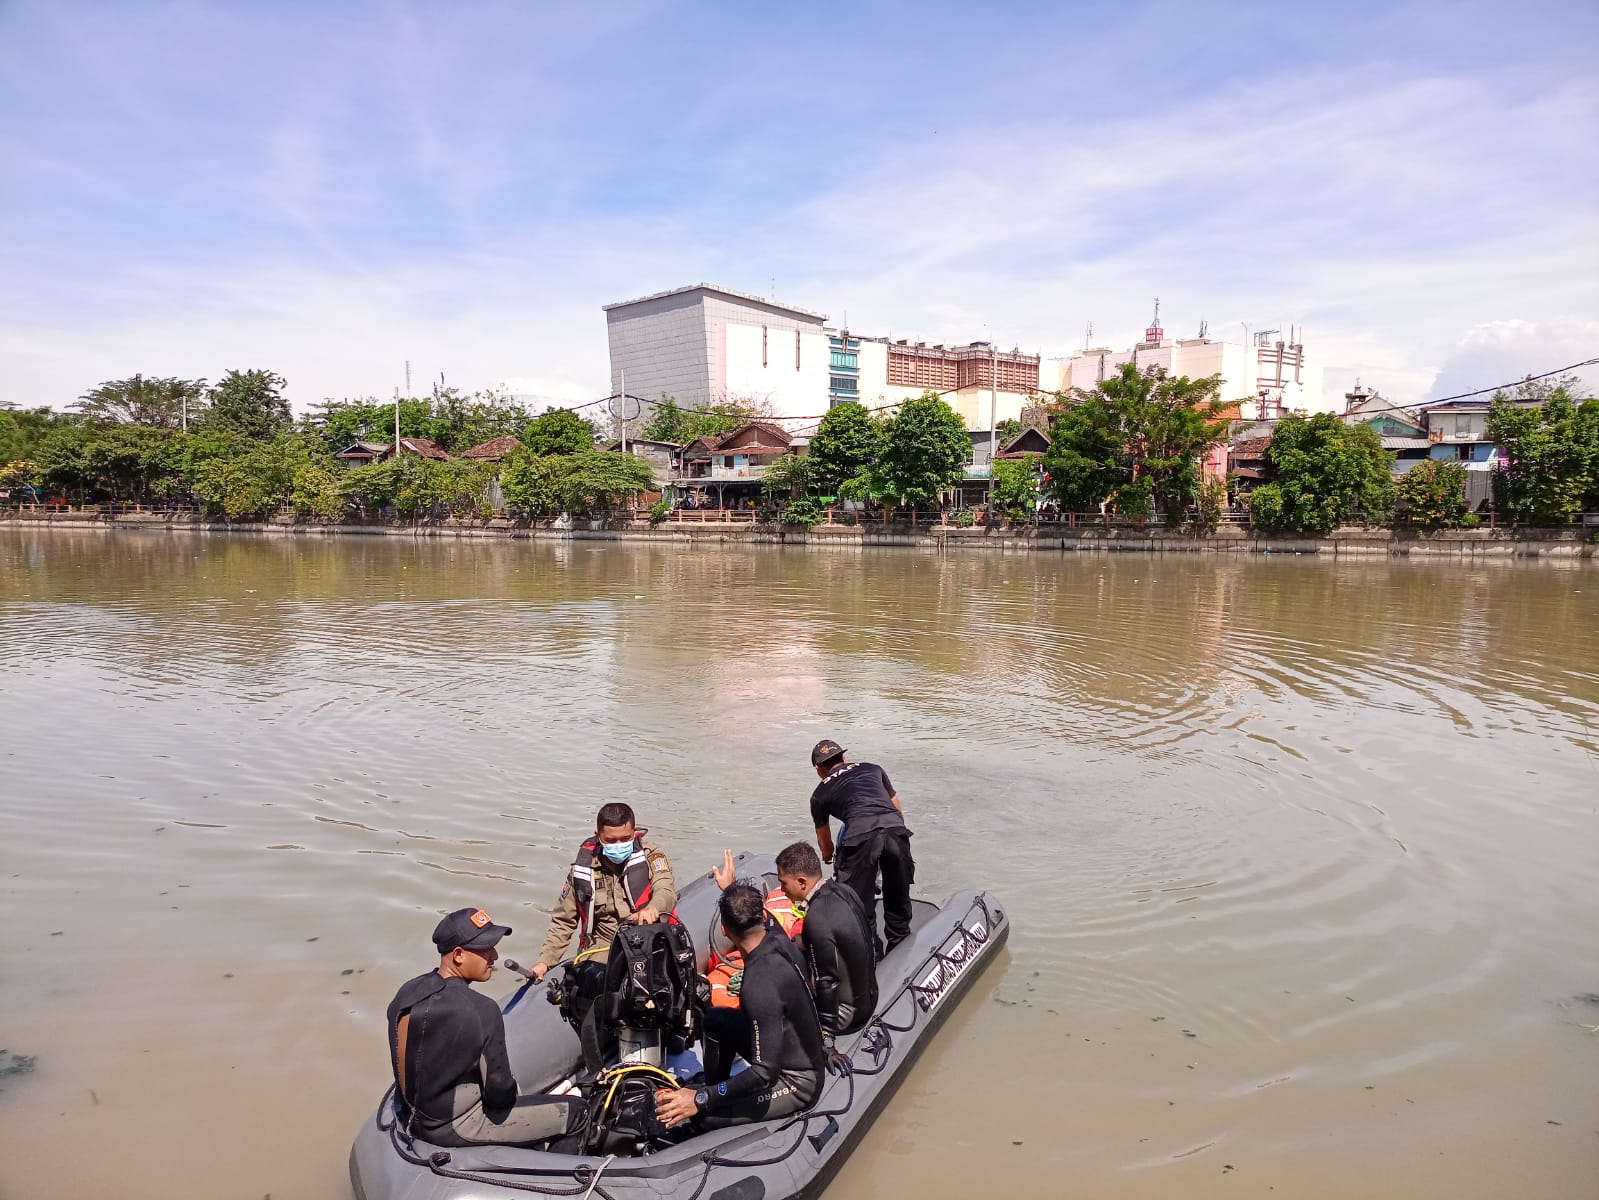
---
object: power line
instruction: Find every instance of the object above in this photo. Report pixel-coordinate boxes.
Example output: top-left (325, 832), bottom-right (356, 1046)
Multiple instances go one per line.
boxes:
top-left (1365, 357), bottom-right (1599, 413)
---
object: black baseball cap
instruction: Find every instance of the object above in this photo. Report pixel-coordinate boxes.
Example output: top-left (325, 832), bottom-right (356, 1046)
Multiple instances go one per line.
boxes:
top-left (432, 907), bottom-right (512, 954)
top-left (811, 739), bottom-right (847, 767)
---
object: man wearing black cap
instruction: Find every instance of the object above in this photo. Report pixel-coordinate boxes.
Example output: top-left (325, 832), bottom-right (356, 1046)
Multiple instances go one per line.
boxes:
top-left (808, 740), bottom-right (916, 957)
top-left (385, 907), bottom-right (582, 1147)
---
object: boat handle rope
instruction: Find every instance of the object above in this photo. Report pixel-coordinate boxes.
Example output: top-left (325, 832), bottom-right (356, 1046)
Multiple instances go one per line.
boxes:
top-left (379, 892), bottom-right (998, 1199)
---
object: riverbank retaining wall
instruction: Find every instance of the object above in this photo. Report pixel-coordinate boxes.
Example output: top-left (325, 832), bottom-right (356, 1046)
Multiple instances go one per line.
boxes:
top-left (4, 510), bottom-right (1595, 557)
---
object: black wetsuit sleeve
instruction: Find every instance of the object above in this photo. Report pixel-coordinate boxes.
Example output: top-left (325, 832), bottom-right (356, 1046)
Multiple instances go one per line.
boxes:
top-left (705, 961), bottom-right (788, 1109)
top-left (474, 993), bottom-right (518, 1110)
top-left (806, 911), bottom-right (848, 1036)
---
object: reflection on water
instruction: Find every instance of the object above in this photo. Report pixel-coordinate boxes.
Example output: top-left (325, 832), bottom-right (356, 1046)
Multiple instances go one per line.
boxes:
top-left (0, 530), bottom-right (1596, 1199)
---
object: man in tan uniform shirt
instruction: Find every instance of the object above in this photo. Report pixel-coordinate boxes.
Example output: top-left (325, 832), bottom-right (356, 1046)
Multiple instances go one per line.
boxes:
top-left (529, 802), bottom-right (677, 979)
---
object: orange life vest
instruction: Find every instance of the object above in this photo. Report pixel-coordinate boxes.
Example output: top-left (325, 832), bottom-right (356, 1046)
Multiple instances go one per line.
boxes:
top-left (706, 888), bottom-right (804, 1008)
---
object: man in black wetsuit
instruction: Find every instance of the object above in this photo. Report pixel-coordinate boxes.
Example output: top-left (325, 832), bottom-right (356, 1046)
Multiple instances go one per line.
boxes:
top-left (775, 841), bottom-right (877, 1061)
top-left (386, 907), bottom-right (581, 1147)
top-left (655, 883), bottom-right (826, 1131)
top-left (807, 739), bottom-right (916, 957)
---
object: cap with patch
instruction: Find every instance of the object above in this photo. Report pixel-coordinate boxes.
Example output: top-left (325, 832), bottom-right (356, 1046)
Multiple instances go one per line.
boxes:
top-left (432, 907), bottom-right (512, 954)
top-left (810, 739), bottom-right (847, 767)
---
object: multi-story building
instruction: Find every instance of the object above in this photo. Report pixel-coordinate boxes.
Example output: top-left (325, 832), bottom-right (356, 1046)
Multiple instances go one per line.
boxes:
top-left (1053, 309), bottom-right (1324, 418)
top-left (603, 284), bottom-right (831, 420)
top-left (604, 283), bottom-right (1047, 430)
top-left (832, 332), bottom-right (1042, 427)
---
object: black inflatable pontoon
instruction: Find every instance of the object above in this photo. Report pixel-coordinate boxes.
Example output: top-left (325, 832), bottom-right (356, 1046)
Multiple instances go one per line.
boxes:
top-left (350, 852), bottom-right (1009, 1200)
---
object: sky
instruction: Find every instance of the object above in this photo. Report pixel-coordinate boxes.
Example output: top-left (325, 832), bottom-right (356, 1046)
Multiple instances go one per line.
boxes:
top-left (2, 0), bottom-right (1596, 414)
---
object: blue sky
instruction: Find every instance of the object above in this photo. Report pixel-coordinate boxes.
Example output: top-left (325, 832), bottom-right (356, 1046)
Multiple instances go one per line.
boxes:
top-left (2, 0), bottom-right (1596, 411)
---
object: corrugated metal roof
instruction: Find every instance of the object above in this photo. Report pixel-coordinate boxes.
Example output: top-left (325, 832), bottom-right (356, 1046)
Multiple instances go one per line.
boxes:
top-left (1381, 436), bottom-right (1432, 450)
top-left (460, 435), bottom-right (524, 460)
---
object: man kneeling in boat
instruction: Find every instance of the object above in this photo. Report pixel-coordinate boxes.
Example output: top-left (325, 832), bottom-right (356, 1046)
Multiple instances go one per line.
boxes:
top-left (528, 802), bottom-right (677, 1035)
top-left (656, 883), bottom-right (826, 1131)
top-left (386, 908), bottom-right (582, 1147)
top-left (774, 841), bottom-right (878, 1061)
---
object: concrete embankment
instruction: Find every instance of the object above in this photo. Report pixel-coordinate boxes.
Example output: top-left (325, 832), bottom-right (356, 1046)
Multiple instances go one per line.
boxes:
top-left (4, 509), bottom-right (1595, 557)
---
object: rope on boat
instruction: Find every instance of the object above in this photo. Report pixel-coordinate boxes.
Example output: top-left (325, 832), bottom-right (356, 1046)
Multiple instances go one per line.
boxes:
top-left (382, 893), bottom-right (999, 1197)
top-left (578, 1154), bottom-right (615, 1200)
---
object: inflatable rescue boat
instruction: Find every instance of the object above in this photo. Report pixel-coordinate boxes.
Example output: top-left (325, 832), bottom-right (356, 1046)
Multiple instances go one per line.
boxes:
top-left (349, 852), bottom-right (1009, 1200)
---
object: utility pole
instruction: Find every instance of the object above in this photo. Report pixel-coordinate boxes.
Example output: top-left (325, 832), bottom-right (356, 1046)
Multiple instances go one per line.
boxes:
top-left (405, 360), bottom-right (411, 398)
top-left (620, 368), bottom-right (627, 455)
top-left (181, 390), bottom-right (187, 434)
top-left (990, 338), bottom-right (998, 491)
top-left (393, 386), bottom-right (401, 455)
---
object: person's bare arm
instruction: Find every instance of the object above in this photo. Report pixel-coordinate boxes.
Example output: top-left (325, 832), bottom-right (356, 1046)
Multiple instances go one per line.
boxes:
top-left (816, 825), bottom-right (835, 865)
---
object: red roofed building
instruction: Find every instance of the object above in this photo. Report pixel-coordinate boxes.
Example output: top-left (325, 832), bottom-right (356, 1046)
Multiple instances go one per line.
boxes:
top-left (459, 435), bottom-right (524, 462)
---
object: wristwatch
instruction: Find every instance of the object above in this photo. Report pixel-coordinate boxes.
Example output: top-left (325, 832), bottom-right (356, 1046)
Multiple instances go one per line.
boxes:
top-left (694, 1088), bottom-right (710, 1108)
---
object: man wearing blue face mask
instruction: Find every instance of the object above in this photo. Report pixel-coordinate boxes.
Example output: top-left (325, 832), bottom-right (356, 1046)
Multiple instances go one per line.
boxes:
top-left (529, 802), bottom-right (677, 984)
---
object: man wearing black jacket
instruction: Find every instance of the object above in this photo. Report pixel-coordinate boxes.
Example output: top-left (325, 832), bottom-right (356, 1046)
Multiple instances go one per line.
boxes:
top-left (386, 907), bottom-right (581, 1147)
top-left (775, 841), bottom-right (877, 1057)
top-left (807, 739), bottom-right (916, 956)
top-left (655, 883), bottom-right (826, 1131)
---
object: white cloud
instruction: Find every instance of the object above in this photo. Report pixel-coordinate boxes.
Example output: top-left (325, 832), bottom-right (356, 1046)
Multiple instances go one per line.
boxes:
top-left (3, 33), bottom-right (1595, 413)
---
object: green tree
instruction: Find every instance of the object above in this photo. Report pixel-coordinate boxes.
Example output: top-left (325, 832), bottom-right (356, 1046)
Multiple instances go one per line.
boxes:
top-left (1581, 399), bottom-right (1599, 511)
top-left (874, 393), bottom-right (969, 508)
top-left (1190, 476), bottom-right (1227, 535)
top-left (1040, 364), bottom-right (1229, 524)
top-left (1041, 389), bottom-right (1127, 513)
top-left (189, 435), bottom-right (308, 519)
top-left (641, 397), bottom-right (695, 444)
top-left (762, 452), bottom-right (814, 502)
top-left (203, 369), bottom-right (291, 441)
top-left (74, 376), bottom-right (208, 429)
top-left (1486, 388), bottom-right (1596, 525)
top-left (313, 397), bottom-right (448, 452)
top-left (431, 459), bottom-right (492, 517)
top-left (808, 401), bottom-right (885, 498)
top-left (343, 459), bottom-right (401, 513)
top-left (291, 460), bottom-right (349, 519)
top-left (555, 451), bottom-right (655, 515)
top-left (995, 417), bottom-right (1024, 445)
top-left (80, 424), bottom-right (187, 500)
top-left (34, 425), bottom-right (93, 498)
top-left (430, 386), bottom-right (534, 452)
top-left (640, 395), bottom-right (767, 444)
top-left (499, 451), bottom-right (561, 518)
top-left (1396, 459), bottom-right (1470, 528)
top-left (0, 407), bottom-right (78, 466)
top-left (0, 411), bottom-right (24, 463)
top-left (523, 409), bottom-right (594, 456)
top-left (1248, 414), bottom-right (1395, 534)
top-left (990, 453), bottom-right (1043, 521)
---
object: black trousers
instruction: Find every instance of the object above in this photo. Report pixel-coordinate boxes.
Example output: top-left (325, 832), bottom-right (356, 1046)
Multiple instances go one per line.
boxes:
top-left (834, 827), bottom-right (915, 956)
top-left (696, 1008), bottom-right (816, 1131)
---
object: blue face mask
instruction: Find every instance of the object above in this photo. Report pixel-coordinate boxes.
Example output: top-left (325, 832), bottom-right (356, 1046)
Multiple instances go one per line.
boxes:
top-left (601, 840), bottom-right (634, 864)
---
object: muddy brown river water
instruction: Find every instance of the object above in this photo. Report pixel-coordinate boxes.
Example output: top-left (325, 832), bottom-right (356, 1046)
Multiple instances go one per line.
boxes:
top-left (0, 529), bottom-right (1596, 1200)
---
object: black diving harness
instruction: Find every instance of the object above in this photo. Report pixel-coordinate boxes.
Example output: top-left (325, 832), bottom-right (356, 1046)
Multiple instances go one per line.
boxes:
top-left (378, 893), bottom-right (1000, 1200)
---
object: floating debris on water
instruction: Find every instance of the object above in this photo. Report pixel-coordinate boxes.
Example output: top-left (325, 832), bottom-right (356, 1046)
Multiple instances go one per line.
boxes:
top-left (0, 1050), bottom-right (38, 1087)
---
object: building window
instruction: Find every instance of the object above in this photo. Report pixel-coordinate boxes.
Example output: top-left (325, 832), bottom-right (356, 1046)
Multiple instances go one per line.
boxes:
top-left (829, 375), bottom-right (858, 393)
top-left (830, 349), bottom-right (858, 370)
top-left (762, 326), bottom-right (768, 368)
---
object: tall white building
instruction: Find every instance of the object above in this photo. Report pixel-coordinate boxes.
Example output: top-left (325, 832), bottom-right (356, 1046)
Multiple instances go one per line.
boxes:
top-left (1051, 309), bottom-right (1325, 418)
top-left (603, 284), bottom-right (831, 420)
